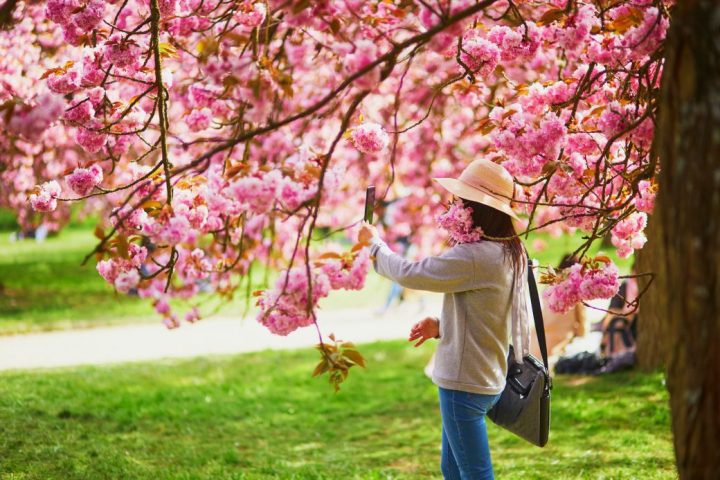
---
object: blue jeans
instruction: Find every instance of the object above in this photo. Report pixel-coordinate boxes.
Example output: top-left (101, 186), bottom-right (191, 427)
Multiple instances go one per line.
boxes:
top-left (438, 387), bottom-right (501, 480)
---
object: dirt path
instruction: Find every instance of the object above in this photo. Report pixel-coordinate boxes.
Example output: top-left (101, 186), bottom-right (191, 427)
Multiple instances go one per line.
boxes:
top-left (0, 291), bottom-right (609, 371)
top-left (0, 296), bottom-right (443, 371)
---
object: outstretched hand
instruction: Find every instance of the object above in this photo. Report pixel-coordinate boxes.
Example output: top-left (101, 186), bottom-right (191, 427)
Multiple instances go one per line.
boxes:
top-left (409, 317), bottom-right (440, 347)
top-left (358, 221), bottom-right (379, 246)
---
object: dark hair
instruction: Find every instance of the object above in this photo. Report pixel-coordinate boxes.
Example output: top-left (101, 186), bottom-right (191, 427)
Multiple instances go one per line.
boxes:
top-left (460, 198), bottom-right (525, 278)
top-left (558, 253), bottom-right (580, 270)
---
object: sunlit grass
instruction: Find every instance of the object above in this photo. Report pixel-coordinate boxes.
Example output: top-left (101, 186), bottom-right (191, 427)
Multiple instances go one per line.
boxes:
top-left (0, 340), bottom-right (675, 479)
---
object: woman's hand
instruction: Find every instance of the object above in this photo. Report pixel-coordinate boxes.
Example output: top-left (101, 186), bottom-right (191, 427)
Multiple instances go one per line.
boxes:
top-left (409, 317), bottom-right (440, 347)
top-left (358, 221), bottom-right (379, 246)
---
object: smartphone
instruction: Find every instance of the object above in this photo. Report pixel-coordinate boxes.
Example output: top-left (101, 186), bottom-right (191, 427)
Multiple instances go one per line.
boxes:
top-left (364, 186), bottom-right (375, 223)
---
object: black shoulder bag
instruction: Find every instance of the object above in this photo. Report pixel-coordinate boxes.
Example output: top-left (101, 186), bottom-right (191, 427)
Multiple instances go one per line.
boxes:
top-left (487, 254), bottom-right (552, 447)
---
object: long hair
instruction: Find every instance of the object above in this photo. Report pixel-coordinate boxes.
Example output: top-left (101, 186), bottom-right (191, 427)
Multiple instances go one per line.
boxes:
top-left (460, 198), bottom-right (525, 278)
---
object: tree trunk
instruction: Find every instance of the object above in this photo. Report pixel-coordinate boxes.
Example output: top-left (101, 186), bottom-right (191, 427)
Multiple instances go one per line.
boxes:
top-left (655, 1), bottom-right (720, 477)
top-left (634, 206), bottom-right (668, 370)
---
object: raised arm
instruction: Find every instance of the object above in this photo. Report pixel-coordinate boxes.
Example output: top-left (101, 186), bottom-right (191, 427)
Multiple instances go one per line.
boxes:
top-left (369, 238), bottom-right (476, 293)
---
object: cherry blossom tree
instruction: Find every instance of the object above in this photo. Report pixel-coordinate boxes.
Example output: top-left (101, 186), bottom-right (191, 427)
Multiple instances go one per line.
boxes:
top-left (1, 0), bottom-right (668, 388)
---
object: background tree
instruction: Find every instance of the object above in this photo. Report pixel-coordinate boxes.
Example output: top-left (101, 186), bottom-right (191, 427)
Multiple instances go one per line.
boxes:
top-left (652, 0), bottom-right (720, 476)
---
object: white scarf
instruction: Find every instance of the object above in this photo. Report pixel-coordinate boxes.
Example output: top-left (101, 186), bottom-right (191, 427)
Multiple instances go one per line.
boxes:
top-left (511, 253), bottom-right (532, 363)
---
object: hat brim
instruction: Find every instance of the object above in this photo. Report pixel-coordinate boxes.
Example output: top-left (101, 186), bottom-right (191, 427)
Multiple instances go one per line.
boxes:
top-left (433, 177), bottom-right (520, 221)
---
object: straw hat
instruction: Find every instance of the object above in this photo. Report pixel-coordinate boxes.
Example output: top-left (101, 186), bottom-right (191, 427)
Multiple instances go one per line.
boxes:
top-left (433, 159), bottom-right (519, 221)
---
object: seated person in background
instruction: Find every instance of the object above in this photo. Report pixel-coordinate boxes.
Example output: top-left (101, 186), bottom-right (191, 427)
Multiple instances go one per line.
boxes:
top-left (530, 254), bottom-right (588, 361)
top-left (599, 275), bottom-right (639, 358)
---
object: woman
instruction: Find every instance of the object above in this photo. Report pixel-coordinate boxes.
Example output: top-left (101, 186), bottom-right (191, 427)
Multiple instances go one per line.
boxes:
top-left (359, 159), bottom-right (530, 480)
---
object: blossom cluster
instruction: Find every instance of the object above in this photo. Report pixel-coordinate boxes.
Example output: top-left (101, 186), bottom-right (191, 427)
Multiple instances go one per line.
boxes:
top-left (66, 164), bottom-right (103, 196)
top-left (256, 247), bottom-right (370, 336)
top-left (437, 200), bottom-right (484, 244)
top-left (543, 259), bottom-right (620, 313)
top-left (611, 212), bottom-right (648, 258)
top-left (349, 122), bottom-right (389, 154)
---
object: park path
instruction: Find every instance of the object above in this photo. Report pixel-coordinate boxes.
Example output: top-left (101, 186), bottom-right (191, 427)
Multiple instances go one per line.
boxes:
top-left (0, 295), bottom-right (443, 371)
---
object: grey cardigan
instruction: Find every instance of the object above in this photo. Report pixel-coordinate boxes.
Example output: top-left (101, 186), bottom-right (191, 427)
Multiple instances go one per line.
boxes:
top-left (370, 238), bottom-right (514, 395)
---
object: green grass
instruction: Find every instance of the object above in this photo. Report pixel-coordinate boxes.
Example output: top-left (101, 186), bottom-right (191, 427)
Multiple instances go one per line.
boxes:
top-left (0, 227), bottom-right (156, 334)
top-left (0, 340), bottom-right (675, 479)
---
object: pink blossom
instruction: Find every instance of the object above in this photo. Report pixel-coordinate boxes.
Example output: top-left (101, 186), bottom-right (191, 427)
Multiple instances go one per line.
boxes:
top-left (459, 31), bottom-right (500, 77)
top-left (350, 122), bottom-right (389, 154)
top-left (579, 263), bottom-right (619, 300)
top-left (111, 206), bottom-right (149, 231)
top-left (66, 164), bottom-right (103, 196)
top-left (598, 102), bottom-right (632, 138)
top-left (159, 215), bottom-right (192, 244)
top-left (97, 259), bottom-right (119, 284)
top-left (227, 171), bottom-right (284, 214)
top-left (109, 134), bottom-right (133, 156)
top-left (235, 2), bottom-right (266, 27)
top-left (344, 39), bottom-right (380, 89)
top-left (81, 54), bottom-right (105, 87)
top-left (163, 316), bottom-right (180, 329)
top-left (158, 0), bottom-right (178, 16)
top-left (544, 261), bottom-right (620, 313)
top-left (543, 264), bottom-right (583, 313)
top-left (188, 84), bottom-right (219, 108)
top-left (76, 125), bottom-right (108, 153)
top-left (45, 0), bottom-right (80, 26)
top-left (103, 35), bottom-right (140, 69)
top-left (185, 307), bottom-right (201, 323)
top-left (114, 269), bottom-right (140, 293)
top-left (8, 94), bottom-right (66, 141)
top-left (64, 100), bottom-right (95, 123)
top-left (129, 244), bottom-right (148, 268)
top-left (616, 6), bottom-right (668, 60)
top-left (635, 180), bottom-right (656, 213)
top-left (611, 212), bottom-right (647, 258)
top-left (47, 68), bottom-right (81, 94)
top-left (493, 110), bottom-right (567, 178)
top-left (278, 178), bottom-right (316, 210)
top-left (187, 205), bottom-right (209, 229)
top-left (155, 297), bottom-right (172, 315)
top-left (168, 16), bottom-right (202, 37)
top-left (73, 0), bottom-right (105, 31)
top-left (437, 200), bottom-right (484, 244)
top-left (487, 24), bottom-right (539, 61)
top-left (321, 248), bottom-right (370, 291)
top-left (86, 86), bottom-right (105, 105)
top-left (256, 267), bottom-right (331, 336)
top-left (29, 180), bottom-right (62, 212)
top-left (186, 108), bottom-right (212, 131)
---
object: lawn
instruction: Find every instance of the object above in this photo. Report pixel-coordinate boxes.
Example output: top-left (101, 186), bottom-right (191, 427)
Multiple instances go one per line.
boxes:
top-left (0, 226), bottom-right (156, 334)
top-left (0, 340), bottom-right (675, 479)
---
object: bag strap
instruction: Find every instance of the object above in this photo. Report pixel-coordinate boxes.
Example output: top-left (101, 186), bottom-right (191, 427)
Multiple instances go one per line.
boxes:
top-left (526, 252), bottom-right (549, 370)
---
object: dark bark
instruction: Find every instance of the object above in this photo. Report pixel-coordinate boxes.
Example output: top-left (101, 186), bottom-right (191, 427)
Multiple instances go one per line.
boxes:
top-left (635, 207), bottom-right (667, 370)
top-left (655, 1), bottom-right (720, 477)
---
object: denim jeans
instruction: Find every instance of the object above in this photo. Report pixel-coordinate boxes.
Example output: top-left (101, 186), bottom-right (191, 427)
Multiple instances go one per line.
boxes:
top-left (438, 387), bottom-right (502, 480)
